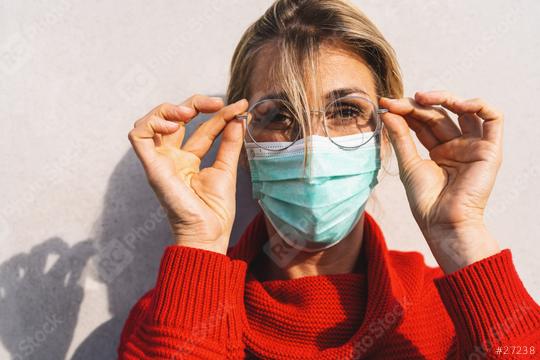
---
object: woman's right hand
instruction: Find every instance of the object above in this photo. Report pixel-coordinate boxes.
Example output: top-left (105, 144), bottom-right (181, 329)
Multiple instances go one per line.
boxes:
top-left (128, 94), bottom-right (249, 254)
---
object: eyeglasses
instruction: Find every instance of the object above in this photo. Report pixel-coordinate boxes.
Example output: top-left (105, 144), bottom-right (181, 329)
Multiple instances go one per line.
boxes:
top-left (235, 94), bottom-right (388, 151)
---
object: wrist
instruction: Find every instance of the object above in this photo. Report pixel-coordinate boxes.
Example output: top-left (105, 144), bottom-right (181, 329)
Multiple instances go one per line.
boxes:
top-left (174, 236), bottom-right (229, 255)
top-left (424, 222), bottom-right (501, 274)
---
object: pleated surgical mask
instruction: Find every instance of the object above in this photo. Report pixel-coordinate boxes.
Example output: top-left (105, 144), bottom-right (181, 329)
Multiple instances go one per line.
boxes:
top-left (245, 132), bottom-right (381, 252)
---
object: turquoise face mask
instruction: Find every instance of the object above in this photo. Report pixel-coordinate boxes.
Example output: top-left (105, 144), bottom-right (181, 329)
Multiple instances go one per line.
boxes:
top-left (245, 132), bottom-right (381, 252)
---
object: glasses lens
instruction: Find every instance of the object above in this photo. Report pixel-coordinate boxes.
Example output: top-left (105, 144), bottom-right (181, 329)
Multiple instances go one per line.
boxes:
top-left (324, 96), bottom-right (379, 148)
top-left (246, 99), bottom-right (301, 150)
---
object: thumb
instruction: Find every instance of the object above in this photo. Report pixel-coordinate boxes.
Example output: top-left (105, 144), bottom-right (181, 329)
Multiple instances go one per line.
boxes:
top-left (381, 111), bottom-right (422, 174)
top-left (212, 99), bottom-right (248, 177)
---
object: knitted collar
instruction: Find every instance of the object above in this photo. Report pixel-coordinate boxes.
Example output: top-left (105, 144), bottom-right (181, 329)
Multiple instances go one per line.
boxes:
top-left (228, 211), bottom-right (409, 359)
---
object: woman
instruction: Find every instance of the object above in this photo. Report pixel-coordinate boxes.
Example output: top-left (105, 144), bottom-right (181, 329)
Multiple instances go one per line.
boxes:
top-left (118, 0), bottom-right (539, 358)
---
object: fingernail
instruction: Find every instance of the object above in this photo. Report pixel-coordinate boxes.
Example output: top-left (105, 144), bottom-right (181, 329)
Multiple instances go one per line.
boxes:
top-left (210, 96), bottom-right (223, 101)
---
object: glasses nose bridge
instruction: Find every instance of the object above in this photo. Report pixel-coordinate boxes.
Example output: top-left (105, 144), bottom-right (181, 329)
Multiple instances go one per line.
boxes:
top-left (306, 109), bottom-right (327, 136)
top-left (309, 109), bottom-right (325, 114)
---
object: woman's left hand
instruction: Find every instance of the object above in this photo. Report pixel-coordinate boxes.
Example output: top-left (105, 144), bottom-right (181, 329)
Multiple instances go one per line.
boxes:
top-left (379, 91), bottom-right (503, 274)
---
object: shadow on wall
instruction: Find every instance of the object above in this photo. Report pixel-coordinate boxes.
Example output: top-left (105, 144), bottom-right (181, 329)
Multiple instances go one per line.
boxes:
top-left (0, 111), bottom-right (259, 360)
top-left (0, 238), bottom-right (95, 360)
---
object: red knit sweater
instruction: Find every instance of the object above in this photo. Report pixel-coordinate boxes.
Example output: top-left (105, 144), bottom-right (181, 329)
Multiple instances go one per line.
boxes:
top-left (118, 211), bottom-right (540, 359)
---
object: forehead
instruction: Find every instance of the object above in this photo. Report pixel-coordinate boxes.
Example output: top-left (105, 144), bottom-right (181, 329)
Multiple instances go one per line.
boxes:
top-left (248, 42), bottom-right (378, 104)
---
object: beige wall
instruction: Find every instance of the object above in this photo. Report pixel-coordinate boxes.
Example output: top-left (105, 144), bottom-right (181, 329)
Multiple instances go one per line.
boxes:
top-left (1, 1), bottom-right (538, 358)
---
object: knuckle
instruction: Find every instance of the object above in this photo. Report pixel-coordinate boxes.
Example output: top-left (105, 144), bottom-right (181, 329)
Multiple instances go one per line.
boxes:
top-left (153, 102), bottom-right (166, 111)
top-left (146, 114), bottom-right (159, 122)
top-left (156, 102), bottom-right (174, 114)
top-left (494, 109), bottom-right (504, 119)
top-left (133, 117), bottom-right (145, 128)
top-left (189, 93), bottom-right (206, 104)
top-left (180, 93), bottom-right (207, 110)
top-left (146, 115), bottom-right (159, 129)
top-left (468, 97), bottom-right (484, 106)
top-left (161, 102), bottom-right (175, 109)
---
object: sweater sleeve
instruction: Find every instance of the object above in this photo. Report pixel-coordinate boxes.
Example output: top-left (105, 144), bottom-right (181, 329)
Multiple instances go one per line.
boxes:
top-left (433, 249), bottom-right (540, 359)
top-left (117, 245), bottom-right (247, 359)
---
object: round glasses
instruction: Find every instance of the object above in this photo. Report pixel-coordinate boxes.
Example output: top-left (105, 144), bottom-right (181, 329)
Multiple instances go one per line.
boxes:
top-left (235, 95), bottom-right (388, 151)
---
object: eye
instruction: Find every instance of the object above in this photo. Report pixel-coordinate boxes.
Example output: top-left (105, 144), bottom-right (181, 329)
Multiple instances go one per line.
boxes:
top-left (272, 112), bottom-right (291, 122)
top-left (329, 104), bottom-right (365, 120)
top-left (338, 106), bottom-right (362, 117)
top-left (265, 112), bottom-right (294, 130)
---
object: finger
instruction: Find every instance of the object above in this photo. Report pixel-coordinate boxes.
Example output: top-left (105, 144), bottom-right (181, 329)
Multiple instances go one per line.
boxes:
top-left (380, 111), bottom-right (422, 174)
top-left (212, 100), bottom-right (250, 177)
top-left (380, 97), bottom-right (462, 143)
top-left (457, 112), bottom-right (483, 138)
top-left (429, 137), bottom-right (498, 165)
top-left (414, 91), bottom-right (477, 126)
top-left (416, 90), bottom-right (494, 140)
top-left (378, 97), bottom-right (439, 149)
top-left (156, 103), bottom-right (195, 149)
top-left (403, 116), bottom-right (440, 150)
top-left (180, 94), bottom-right (225, 114)
top-left (164, 95), bottom-right (225, 149)
top-left (413, 90), bottom-right (463, 111)
top-left (183, 99), bottom-right (249, 159)
top-left (134, 102), bottom-right (195, 149)
top-left (128, 116), bottom-right (180, 165)
top-left (134, 102), bottom-right (195, 128)
top-left (453, 98), bottom-right (504, 144)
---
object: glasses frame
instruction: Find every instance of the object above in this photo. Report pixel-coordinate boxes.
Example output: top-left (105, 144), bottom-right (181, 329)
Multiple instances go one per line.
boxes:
top-left (235, 94), bottom-right (389, 151)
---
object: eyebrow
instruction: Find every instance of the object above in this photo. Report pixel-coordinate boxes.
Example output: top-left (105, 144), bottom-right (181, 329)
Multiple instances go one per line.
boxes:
top-left (255, 87), bottom-right (371, 103)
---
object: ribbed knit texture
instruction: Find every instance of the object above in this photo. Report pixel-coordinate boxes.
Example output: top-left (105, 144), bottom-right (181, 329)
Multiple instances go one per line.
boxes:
top-left (118, 211), bottom-right (540, 359)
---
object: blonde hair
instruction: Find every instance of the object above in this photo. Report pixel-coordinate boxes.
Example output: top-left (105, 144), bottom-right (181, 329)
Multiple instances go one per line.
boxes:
top-left (226, 0), bottom-right (403, 171)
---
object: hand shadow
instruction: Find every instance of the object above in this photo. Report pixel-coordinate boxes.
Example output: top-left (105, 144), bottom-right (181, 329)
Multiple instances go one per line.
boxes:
top-left (72, 105), bottom-right (258, 359)
top-left (0, 237), bottom-right (95, 360)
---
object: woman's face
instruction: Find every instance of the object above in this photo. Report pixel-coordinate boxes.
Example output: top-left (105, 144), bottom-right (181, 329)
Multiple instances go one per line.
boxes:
top-left (247, 43), bottom-right (379, 135)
